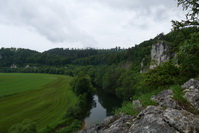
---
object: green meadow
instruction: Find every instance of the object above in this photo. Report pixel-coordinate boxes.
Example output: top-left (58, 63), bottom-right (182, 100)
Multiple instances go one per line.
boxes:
top-left (0, 73), bottom-right (77, 132)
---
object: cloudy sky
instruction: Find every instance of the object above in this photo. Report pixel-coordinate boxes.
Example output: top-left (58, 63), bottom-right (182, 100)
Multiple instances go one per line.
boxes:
top-left (0, 0), bottom-right (185, 52)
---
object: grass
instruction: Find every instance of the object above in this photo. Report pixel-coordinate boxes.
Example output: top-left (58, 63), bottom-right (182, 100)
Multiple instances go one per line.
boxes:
top-left (115, 89), bottom-right (161, 116)
top-left (0, 73), bottom-right (78, 133)
top-left (115, 101), bottom-right (138, 115)
top-left (170, 85), bottom-right (199, 114)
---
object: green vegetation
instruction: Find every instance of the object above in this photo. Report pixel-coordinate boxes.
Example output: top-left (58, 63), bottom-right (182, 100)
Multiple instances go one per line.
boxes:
top-left (9, 119), bottom-right (37, 133)
top-left (0, 1), bottom-right (198, 132)
top-left (53, 74), bottom-right (95, 133)
top-left (172, 0), bottom-right (199, 29)
top-left (170, 85), bottom-right (199, 114)
top-left (0, 73), bottom-right (57, 97)
top-left (115, 102), bottom-right (138, 115)
top-left (0, 73), bottom-right (77, 133)
top-left (115, 89), bottom-right (160, 116)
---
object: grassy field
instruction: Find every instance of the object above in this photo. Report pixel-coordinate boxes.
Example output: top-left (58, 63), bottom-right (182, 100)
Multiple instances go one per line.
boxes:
top-left (0, 73), bottom-right (77, 132)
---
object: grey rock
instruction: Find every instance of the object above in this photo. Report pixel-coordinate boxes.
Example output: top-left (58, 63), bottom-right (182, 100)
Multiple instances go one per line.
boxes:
top-left (129, 106), bottom-right (178, 133)
top-left (79, 115), bottom-right (134, 133)
top-left (102, 116), bottom-right (117, 125)
top-left (181, 79), bottom-right (199, 90)
top-left (140, 58), bottom-right (148, 73)
top-left (80, 79), bottom-right (199, 133)
top-left (182, 79), bottom-right (199, 110)
top-left (103, 115), bottom-right (134, 133)
top-left (150, 41), bottom-right (171, 69)
top-left (132, 100), bottom-right (143, 112)
top-left (163, 108), bottom-right (199, 133)
top-left (129, 114), bottom-right (178, 133)
top-left (138, 106), bottom-right (163, 117)
top-left (151, 89), bottom-right (181, 109)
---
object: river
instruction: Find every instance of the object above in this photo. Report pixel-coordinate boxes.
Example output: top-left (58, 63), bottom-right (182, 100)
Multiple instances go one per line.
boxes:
top-left (84, 90), bottom-right (122, 127)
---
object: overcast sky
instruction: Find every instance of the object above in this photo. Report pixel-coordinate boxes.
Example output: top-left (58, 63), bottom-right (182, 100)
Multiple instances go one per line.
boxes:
top-left (0, 0), bottom-right (185, 52)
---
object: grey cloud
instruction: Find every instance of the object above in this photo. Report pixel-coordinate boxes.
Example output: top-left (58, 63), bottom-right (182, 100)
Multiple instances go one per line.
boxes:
top-left (0, 0), bottom-right (184, 51)
top-left (0, 0), bottom-right (97, 45)
top-left (92, 0), bottom-right (179, 21)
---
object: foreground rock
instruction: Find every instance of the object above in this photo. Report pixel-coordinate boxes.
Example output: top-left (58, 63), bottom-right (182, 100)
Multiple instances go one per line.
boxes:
top-left (80, 79), bottom-right (199, 133)
top-left (181, 79), bottom-right (199, 110)
top-left (151, 89), bottom-right (181, 109)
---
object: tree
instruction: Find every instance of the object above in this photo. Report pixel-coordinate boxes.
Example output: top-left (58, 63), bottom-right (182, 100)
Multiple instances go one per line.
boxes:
top-left (71, 74), bottom-right (95, 98)
top-left (177, 32), bottom-right (199, 80)
top-left (172, 0), bottom-right (199, 29)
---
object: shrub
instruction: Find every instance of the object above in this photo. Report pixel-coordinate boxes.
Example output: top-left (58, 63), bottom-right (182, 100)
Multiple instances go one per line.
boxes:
top-left (9, 119), bottom-right (37, 133)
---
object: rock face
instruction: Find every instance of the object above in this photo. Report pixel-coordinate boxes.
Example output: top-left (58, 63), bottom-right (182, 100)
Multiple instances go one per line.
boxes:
top-left (80, 79), bottom-right (199, 133)
top-left (140, 58), bottom-right (148, 73)
top-left (129, 106), bottom-right (178, 133)
top-left (151, 89), bottom-right (181, 109)
top-left (181, 79), bottom-right (199, 110)
top-left (150, 41), bottom-right (171, 69)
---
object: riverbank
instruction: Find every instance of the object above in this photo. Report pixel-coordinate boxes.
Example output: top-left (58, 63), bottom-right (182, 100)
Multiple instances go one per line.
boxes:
top-left (79, 79), bottom-right (199, 133)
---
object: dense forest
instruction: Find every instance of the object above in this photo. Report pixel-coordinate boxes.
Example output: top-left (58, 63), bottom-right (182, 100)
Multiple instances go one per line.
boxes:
top-left (0, 27), bottom-right (198, 101)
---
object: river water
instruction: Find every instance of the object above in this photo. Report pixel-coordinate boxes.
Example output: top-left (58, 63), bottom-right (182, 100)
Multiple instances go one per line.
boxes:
top-left (84, 90), bottom-right (122, 127)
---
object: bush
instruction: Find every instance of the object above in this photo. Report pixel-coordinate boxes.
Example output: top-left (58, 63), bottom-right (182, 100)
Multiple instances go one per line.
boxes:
top-left (71, 74), bottom-right (95, 98)
top-left (9, 119), bottom-right (37, 133)
top-left (178, 32), bottom-right (199, 81)
top-left (143, 61), bottom-right (180, 90)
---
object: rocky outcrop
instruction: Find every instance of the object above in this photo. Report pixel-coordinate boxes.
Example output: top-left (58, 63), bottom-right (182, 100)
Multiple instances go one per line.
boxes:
top-left (140, 58), bottom-right (148, 73)
top-left (10, 64), bottom-right (17, 69)
top-left (129, 106), bottom-right (178, 133)
top-left (151, 89), bottom-right (181, 109)
top-left (80, 79), bottom-right (199, 133)
top-left (181, 79), bottom-right (199, 110)
top-left (163, 108), bottom-right (199, 133)
top-left (79, 115), bottom-right (134, 133)
top-left (150, 41), bottom-right (172, 69)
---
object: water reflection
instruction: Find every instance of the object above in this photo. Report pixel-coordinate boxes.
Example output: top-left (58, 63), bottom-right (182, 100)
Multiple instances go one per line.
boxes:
top-left (97, 90), bottom-right (122, 116)
top-left (84, 95), bottom-right (106, 127)
top-left (84, 90), bottom-right (122, 128)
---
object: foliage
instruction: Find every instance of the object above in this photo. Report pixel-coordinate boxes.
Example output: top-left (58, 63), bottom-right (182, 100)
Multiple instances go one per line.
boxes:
top-left (115, 71), bottom-right (142, 100)
top-left (9, 119), bottom-right (37, 133)
top-left (115, 101), bottom-right (138, 115)
top-left (143, 61), bottom-right (180, 90)
top-left (177, 32), bottom-right (199, 80)
top-left (170, 85), bottom-right (186, 102)
top-left (55, 119), bottom-right (82, 133)
top-left (170, 85), bottom-right (199, 114)
top-left (102, 67), bottom-right (125, 94)
top-left (172, 0), bottom-right (199, 29)
top-left (132, 90), bottom-right (160, 107)
top-left (71, 74), bottom-right (95, 98)
top-left (49, 74), bottom-right (96, 133)
top-left (115, 88), bottom-right (160, 116)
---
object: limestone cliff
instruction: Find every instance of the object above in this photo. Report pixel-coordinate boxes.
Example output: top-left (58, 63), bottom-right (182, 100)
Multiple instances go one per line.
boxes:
top-left (149, 41), bottom-right (172, 69)
top-left (140, 41), bottom-right (173, 73)
top-left (80, 79), bottom-right (199, 133)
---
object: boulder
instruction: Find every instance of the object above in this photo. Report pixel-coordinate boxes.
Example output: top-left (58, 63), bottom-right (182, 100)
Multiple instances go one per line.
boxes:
top-left (163, 108), bottom-right (199, 133)
top-left (181, 79), bottom-right (199, 110)
top-left (129, 106), bottom-right (178, 133)
top-left (151, 89), bottom-right (181, 109)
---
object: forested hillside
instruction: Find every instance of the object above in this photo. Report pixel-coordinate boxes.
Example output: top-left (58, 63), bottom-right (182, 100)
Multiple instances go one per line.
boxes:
top-left (0, 27), bottom-right (198, 100)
